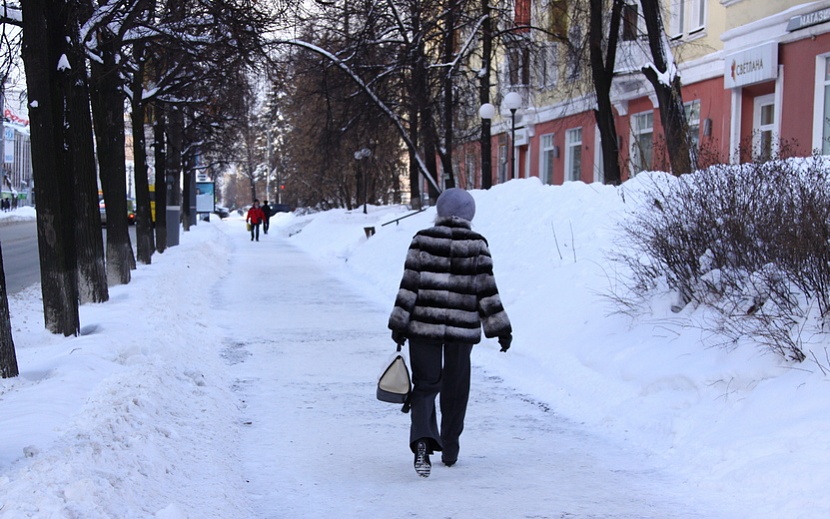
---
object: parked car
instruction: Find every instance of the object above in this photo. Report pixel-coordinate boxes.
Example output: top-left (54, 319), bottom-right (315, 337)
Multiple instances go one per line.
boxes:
top-left (99, 193), bottom-right (136, 226)
top-left (213, 205), bottom-right (230, 219)
top-left (270, 203), bottom-right (291, 214)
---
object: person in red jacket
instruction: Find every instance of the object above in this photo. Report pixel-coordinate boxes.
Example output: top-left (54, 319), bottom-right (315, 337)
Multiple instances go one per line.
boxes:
top-left (246, 199), bottom-right (266, 241)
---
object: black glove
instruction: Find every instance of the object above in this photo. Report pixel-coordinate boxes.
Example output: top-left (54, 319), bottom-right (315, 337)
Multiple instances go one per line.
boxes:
top-left (498, 334), bottom-right (512, 352)
top-left (391, 330), bottom-right (406, 346)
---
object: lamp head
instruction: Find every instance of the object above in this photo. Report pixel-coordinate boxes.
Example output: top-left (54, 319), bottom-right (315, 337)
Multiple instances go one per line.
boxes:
top-left (503, 91), bottom-right (522, 111)
top-left (479, 103), bottom-right (496, 120)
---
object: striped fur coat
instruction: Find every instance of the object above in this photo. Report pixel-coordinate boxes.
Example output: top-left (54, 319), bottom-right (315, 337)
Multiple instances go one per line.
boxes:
top-left (388, 216), bottom-right (512, 344)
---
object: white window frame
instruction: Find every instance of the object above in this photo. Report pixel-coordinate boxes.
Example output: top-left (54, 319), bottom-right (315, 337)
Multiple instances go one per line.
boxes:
top-left (813, 53), bottom-right (830, 154)
top-left (669, 0), bottom-right (706, 40)
top-left (506, 43), bottom-right (531, 88)
top-left (465, 154), bottom-right (476, 189)
top-left (621, 2), bottom-right (640, 42)
top-left (498, 143), bottom-right (508, 184)
top-left (685, 99), bottom-right (701, 153)
top-left (565, 127), bottom-right (582, 182)
top-left (631, 111), bottom-right (654, 175)
top-left (593, 127), bottom-right (604, 183)
top-left (540, 133), bottom-right (555, 184)
top-left (536, 43), bottom-right (558, 89)
top-left (753, 94), bottom-right (776, 161)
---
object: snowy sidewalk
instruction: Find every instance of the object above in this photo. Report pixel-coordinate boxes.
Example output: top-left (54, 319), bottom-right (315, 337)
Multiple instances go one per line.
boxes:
top-left (212, 227), bottom-right (728, 518)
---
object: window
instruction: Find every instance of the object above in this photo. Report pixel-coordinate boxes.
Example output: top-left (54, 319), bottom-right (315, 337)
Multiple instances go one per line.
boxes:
top-left (540, 133), bottom-right (556, 184)
top-left (514, 0), bottom-right (531, 28)
top-left (567, 22), bottom-right (582, 80)
top-left (593, 127), bottom-right (605, 183)
top-left (565, 128), bottom-right (582, 182)
top-left (622, 3), bottom-right (639, 41)
top-left (691, 0), bottom-right (706, 32)
top-left (507, 43), bottom-right (531, 87)
top-left (631, 111), bottom-right (653, 174)
top-left (536, 43), bottom-right (558, 89)
top-left (498, 143), bottom-right (508, 184)
top-left (685, 99), bottom-right (701, 153)
top-left (547, 0), bottom-right (568, 38)
top-left (465, 154), bottom-right (476, 189)
top-left (670, 0), bottom-right (706, 39)
top-left (754, 94), bottom-right (775, 161)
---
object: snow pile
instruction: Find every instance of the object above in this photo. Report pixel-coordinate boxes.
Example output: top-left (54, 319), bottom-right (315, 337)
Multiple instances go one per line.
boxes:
top-left (0, 173), bottom-right (828, 516)
top-left (0, 206), bottom-right (36, 225)
top-left (279, 174), bottom-right (830, 515)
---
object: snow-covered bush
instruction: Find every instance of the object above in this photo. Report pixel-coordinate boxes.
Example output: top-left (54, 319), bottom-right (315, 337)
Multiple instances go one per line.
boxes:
top-left (615, 156), bottom-right (830, 362)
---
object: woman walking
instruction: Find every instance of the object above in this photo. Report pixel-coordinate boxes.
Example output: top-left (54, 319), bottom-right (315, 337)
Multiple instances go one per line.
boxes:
top-left (388, 188), bottom-right (512, 478)
top-left (246, 200), bottom-right (266, 241)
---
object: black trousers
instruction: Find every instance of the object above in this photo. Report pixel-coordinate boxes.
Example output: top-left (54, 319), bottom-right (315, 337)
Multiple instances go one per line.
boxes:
top-left (263, 218), bottom-right (270, 234)
top-left (250, 223), bottom-right (260, 240)
top-left (408, 339), bottom-right (473, 462)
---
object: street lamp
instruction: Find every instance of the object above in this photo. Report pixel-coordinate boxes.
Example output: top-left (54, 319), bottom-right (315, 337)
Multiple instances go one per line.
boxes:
top-left (354, 148), bottom-right (372, 214)
top-left (503, 91), bottom-right (522, 179)
top-left (479, 103), bottom-right (495, 189)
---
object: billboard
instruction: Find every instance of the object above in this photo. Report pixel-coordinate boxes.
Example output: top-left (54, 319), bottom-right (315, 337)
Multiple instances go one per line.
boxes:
top-left (196, 182), bottom-right (215, 213)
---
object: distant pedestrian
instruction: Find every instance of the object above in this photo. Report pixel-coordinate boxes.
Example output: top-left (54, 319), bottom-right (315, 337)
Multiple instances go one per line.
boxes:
top-left (388, 188), bottom-right (512, 478)
top-left (261, 200), bottom-right (272, 235)
top-left (246, 199), bottom-right (266, 241)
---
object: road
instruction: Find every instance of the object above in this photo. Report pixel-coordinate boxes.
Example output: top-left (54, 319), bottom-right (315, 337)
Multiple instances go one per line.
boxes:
top-left (0, 220), bottom-right (136, 295)
top-left (0, 220), bottom-right (39, 295)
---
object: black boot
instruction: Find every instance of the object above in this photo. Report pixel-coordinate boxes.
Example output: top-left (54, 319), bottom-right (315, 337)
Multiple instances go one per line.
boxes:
top-left (414, 440), bottom-right (431, 478)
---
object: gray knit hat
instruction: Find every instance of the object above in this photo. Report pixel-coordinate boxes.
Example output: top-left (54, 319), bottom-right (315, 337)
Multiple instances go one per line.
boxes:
top-left (436, 188), bottom-right (476, 222)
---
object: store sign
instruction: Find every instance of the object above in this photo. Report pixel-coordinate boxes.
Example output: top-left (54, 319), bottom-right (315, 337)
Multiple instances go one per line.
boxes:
top-left (787, 7), bottom-right (830, 32)
top-left (724, 42), bottom-right (778, 89)
top-left (4, 127), bottom-right (14, 163)
top-left (514, 128), bottom-right (528, 146)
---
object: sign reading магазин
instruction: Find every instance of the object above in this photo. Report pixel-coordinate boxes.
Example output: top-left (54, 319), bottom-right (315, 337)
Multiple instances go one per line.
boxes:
top-left (723, 42), bottom-right (778, 89)
top-left (787, 7), bottom-right (830, 32)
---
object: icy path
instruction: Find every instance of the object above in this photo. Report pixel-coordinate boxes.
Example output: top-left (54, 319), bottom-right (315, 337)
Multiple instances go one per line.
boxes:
top-left (212, 232), bottom-right (727, 519)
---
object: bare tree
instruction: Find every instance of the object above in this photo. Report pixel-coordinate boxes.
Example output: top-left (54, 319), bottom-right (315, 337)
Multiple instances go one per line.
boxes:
top-left (588, 0), bottom-right (624, 185)
top-left (0, 241), bottom-right (18, 378)
top-left (639, 0), bottom-right (696, 175)
top-left (20, 0), bottom-right (82, 335)
top-left (275, 0), bottom-right (488, 203)
top-left (89, 0), bottom-right (137, 285)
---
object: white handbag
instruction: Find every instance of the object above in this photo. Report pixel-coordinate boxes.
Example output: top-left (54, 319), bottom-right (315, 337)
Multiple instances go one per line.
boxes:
top-left (377, 344), bottom-right (412, 408)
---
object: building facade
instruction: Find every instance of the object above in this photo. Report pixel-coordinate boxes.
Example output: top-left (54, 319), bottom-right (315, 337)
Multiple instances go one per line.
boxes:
top-left (2, 89), bottom-right (32, 207)
top-left (448, 0), bottom-right (830, 191)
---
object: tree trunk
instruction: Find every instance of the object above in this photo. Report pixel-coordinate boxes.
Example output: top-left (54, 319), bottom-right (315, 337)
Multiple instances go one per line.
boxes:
top-left (0, 242), bottom-right (19, 378)
top-left (407, 103), bottom-right (421, 208)
top-left (479, 0), bottom-right (493, 189)
top-left (21, 0), bottom-right (80, 335)
top-left (131, 41), bottom-right (155, 265)
top-left (440, 2), bottom-right (456, 189)
top-left (62, 0), bottom-right (109, 303)
top-left (182, 149), bottom-right (193, 231)
top-left (166, 107), bottom-right (184, 243)
top-left (589, 0), bottom-right (623, 185)
top-left (90, 27), bottom-right (134, 287)
top-left (154, 110), bottom-right (168, 252)
top-left (639, 0), bottom-right (696, 175)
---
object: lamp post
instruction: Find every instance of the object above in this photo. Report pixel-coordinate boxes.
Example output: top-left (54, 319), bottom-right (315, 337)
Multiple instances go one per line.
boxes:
top-left (503, 91), bottom-right (522, 180)
top-left (354, 147), bottom-right (372, 214)
top-left (479, 102), bottom-right (495, 189)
